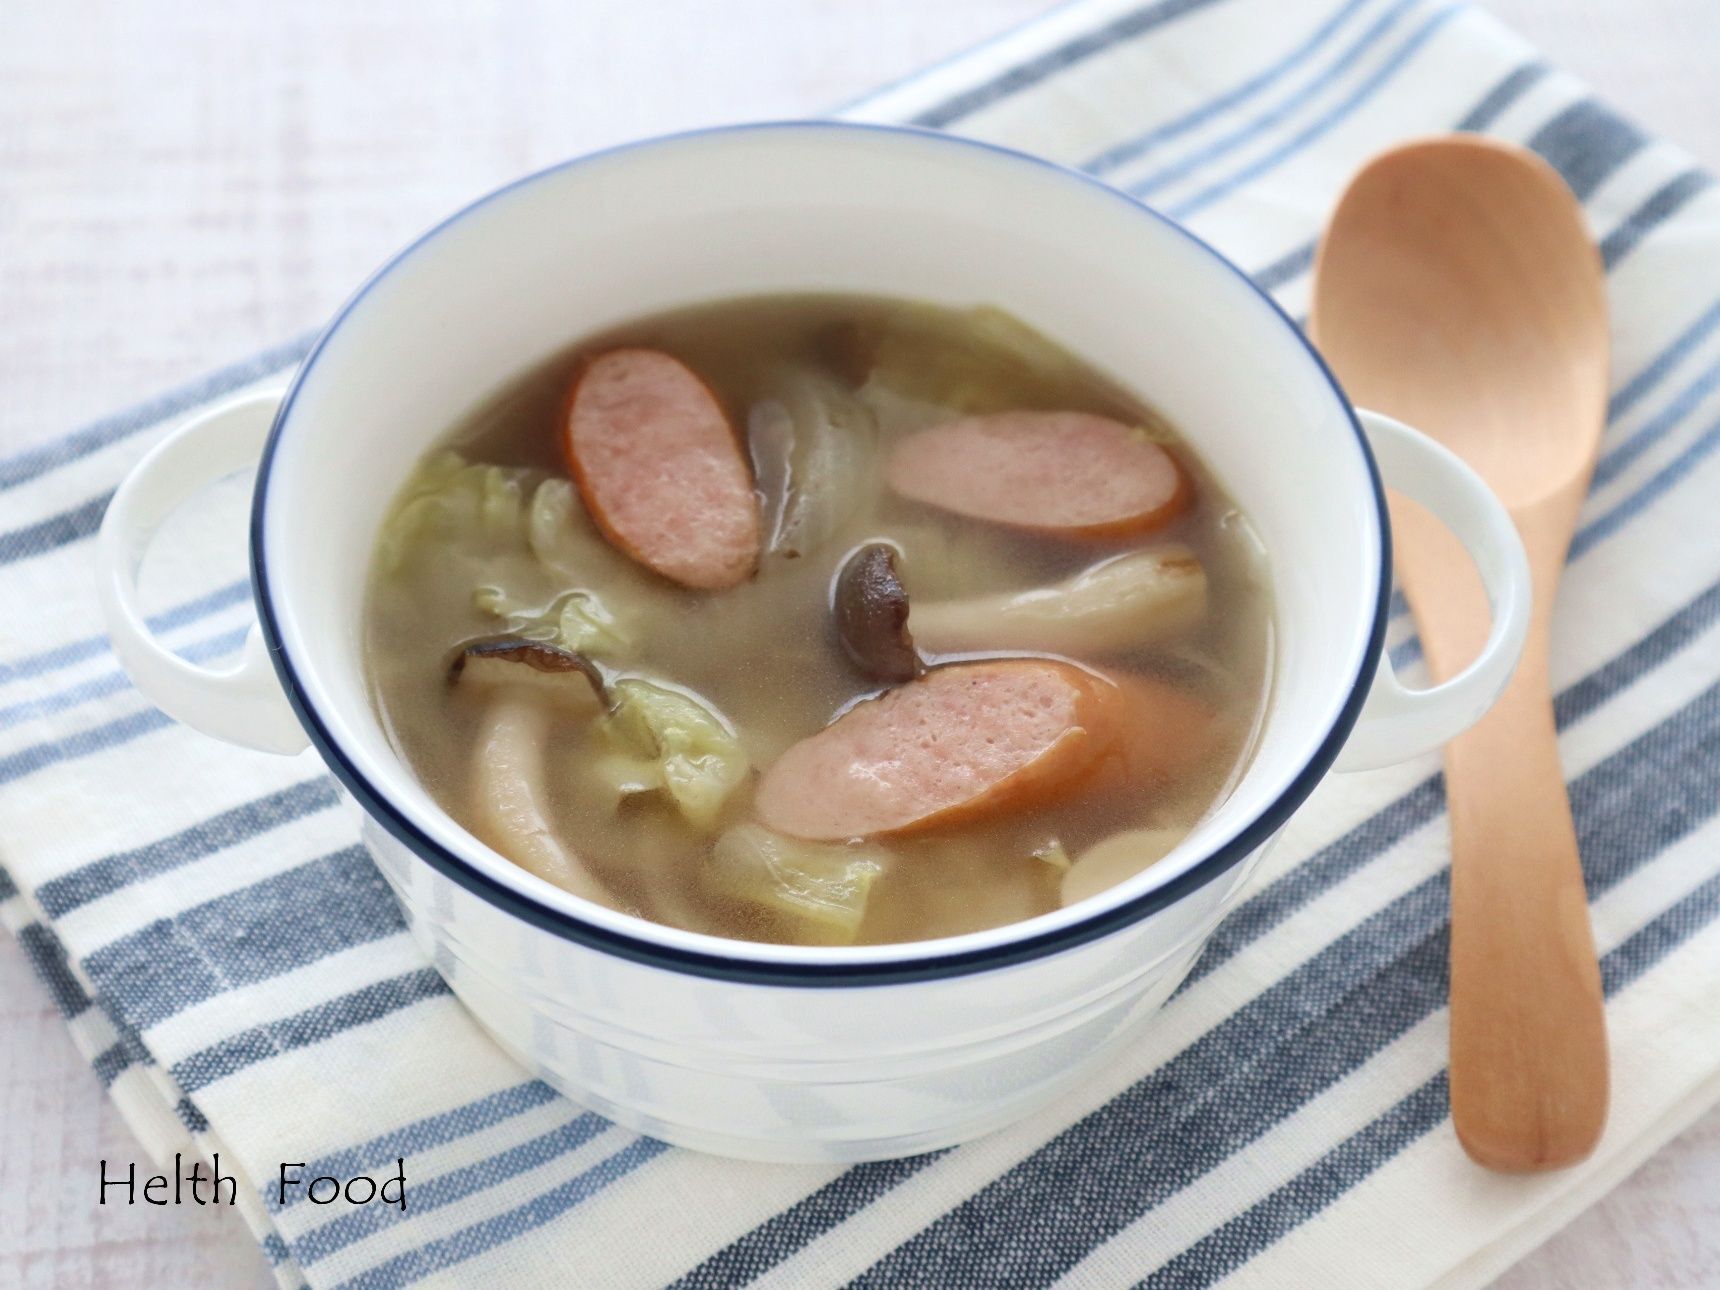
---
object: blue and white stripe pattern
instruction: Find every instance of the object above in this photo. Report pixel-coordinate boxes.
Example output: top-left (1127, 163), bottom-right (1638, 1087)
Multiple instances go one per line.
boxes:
top-left (4, 0), bottom-right (1719, 1284)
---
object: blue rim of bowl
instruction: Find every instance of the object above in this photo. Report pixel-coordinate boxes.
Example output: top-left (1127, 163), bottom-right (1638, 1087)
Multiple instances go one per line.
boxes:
top-left (251, 120), bottom-right (1391, 987)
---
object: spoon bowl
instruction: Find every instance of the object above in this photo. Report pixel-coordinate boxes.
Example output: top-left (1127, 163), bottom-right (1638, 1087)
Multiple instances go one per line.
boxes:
top-left (1315, 137), bottom-right (1609, 501)
top-left (1313, 134), bottom-right (1611, 1172)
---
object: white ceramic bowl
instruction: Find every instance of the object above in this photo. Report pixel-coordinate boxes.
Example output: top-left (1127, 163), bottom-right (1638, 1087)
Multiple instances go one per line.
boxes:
top-left (99, 122), bottom-right (1530, 1162)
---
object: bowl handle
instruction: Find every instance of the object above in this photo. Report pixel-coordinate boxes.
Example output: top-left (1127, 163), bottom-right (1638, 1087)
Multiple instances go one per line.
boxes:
top-left (1335, 409), bottom-right (1531, 772)
top-left (97, 388), bottom-right (309, 755)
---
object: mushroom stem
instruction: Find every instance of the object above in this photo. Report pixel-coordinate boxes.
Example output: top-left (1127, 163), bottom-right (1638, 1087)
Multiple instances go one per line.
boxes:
top-left (449, 637), bottom-right (614, 907)
top-left (910, 546), bottom-right (1206, 657)
top-left (472, 692), bottom-right (615, 908)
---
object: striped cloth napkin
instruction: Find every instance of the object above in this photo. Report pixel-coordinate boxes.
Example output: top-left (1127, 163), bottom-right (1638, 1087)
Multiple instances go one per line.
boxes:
top-left (5, 0), bottom-right (1719, 1284)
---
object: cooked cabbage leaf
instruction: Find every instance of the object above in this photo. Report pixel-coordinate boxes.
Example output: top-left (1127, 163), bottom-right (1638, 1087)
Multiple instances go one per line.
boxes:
top-left (1032, 839), bottom-right (1073, 871)
top-left (860, 303), bottom-right (1085, 417)
top-left (594, 679), bottom-right (749, 830)
top-left (710, 824), bottom-right (888, 944)
top-left (749, 368), bottom-right (878, 560)
top-left (474, 586), bottom-right (629, 655)
top-left (380, 453), bottom-right (636, 657)
top-left (377, 452), bottom-right (532, 570)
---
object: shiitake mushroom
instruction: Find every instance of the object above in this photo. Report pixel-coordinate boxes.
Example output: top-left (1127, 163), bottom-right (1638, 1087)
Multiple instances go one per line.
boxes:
top-left (449, 637), bottom-right (609, 706)
top-left (831, 542), bottom-right (922, 682)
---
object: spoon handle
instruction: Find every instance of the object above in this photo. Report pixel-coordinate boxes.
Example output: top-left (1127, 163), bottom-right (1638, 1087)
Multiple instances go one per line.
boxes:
top-left (1394, 495), bottom-right (1609, 1171)
top-left (1444, 641), bottom-right (1609, 1169)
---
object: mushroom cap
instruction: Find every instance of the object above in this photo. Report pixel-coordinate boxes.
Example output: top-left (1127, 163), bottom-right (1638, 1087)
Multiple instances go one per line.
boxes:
top-left (449, 638), bottom-right (608, 712)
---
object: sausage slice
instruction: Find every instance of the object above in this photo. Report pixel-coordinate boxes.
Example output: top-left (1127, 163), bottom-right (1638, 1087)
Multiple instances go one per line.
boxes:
top-left (563, 348), bottom-right (761, 590)
top-left (1097, 674), bottom-right (1220, 788)
top-left (755, 659), bottom-right (1120, 841)
top-left (884, 411), bottom-right (1189, 537)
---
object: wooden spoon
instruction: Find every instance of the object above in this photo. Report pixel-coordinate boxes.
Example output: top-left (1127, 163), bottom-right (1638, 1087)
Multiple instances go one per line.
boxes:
top-left (1311, 135), bottom-right (1610, 1171)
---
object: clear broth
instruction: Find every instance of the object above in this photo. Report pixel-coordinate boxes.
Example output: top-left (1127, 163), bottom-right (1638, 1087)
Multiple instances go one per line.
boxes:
top-left (364, 294), bottom-right (1273, 945)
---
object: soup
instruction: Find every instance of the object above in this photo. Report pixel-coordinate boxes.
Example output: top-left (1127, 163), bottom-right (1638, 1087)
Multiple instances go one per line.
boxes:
top-left (364, 294), bottom-right (1272, 946)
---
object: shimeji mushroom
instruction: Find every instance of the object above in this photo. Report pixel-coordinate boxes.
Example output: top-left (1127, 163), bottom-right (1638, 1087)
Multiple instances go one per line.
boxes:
top-left (831, 541), bottom-right (922, 682)
top-left (1060, 827), bottom-right (1185, 907)
top-left (909, 546), bottom-right (1207, 657)
top-left (450, 639), bottom-right (613, 906)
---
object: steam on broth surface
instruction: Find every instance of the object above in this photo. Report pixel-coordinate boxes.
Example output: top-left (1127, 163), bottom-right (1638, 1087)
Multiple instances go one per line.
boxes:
top-left (364, 294), bottom-right (1272, 946)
